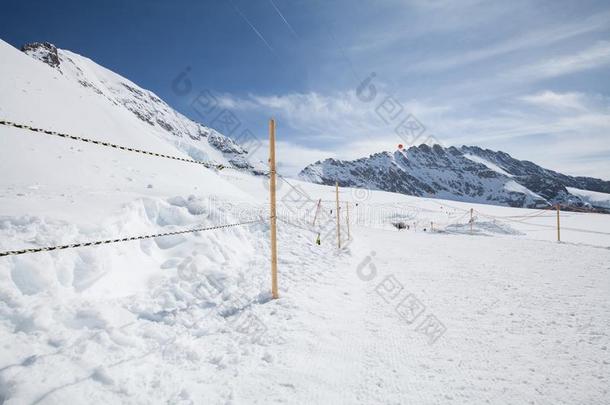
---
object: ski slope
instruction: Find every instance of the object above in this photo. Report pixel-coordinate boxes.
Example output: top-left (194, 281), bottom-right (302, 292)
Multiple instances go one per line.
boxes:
top-left (1, 38), bottom-right (609, 404)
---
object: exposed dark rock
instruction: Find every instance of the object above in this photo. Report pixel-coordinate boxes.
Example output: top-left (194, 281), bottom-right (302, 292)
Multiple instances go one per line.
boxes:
top-left (21, 42), bottom-right (60, 68)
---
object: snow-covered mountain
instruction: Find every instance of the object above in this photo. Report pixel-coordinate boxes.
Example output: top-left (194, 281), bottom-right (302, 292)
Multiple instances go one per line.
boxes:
top-left (19, 42), bottom-right (264, 174)
top-left (300, 144), bottom-right (610, 211)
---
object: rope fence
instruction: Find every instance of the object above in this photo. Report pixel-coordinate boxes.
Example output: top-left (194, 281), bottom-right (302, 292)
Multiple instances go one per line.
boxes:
top-left (0, 119), bottom-right (227, 170)
top-left (323, 198), bottom-right (608, 241)
top-left (2, 118), bottom-right (608, 262)
top-left (0, 219), bottom-right (263, 258)
top-left (0, 117), bottom-right (368, 299)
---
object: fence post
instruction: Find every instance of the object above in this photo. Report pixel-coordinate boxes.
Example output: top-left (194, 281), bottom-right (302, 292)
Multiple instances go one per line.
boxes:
top-left (346, 202), bottom-right (350, 240)
top-left (269, 119), bottom-right (279, 299)
top-left (336, 181), bottom-right (341, 249)
top-left (470, 208), bottom-right (473, 234)
top-left (556, 204), bottom-right (561, 242)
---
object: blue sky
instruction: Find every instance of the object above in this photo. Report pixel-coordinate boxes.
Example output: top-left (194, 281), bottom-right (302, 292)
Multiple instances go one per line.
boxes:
top-left (2, 0), bottom-right (610, 177)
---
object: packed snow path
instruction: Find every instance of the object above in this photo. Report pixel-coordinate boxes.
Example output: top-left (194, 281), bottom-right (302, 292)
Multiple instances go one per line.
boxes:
top-left (233, 225), bottom-right (610, 404)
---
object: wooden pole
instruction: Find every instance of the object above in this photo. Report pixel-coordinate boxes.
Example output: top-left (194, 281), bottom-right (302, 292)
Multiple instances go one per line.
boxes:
top-left (269, 119), bottom-right (279, 299)
top-left (346, 202), bottom-right (350, 240)
top-left (431, 221), bottom-right (434, 232)
top-left (470, 208), bottom-right (473, 234)
top-left (335, 181), bottom-right (341, 249)
top-left (556, 204), bottom-right (561, 242)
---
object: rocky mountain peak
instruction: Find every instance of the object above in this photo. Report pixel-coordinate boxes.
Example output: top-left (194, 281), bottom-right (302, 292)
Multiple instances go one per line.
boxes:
top-left (21, 42), bottom-right (60, 68)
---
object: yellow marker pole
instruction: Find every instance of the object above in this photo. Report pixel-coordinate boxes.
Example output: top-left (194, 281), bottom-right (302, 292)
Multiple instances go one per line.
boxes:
top-left (269, 119), bottom-right (279, 299)
top-left (556, 204), bottom-right (561, 242)
top-left (336, 181), bottom-right (341, 249)
top-left (346, 202), bottom-right (350, 240)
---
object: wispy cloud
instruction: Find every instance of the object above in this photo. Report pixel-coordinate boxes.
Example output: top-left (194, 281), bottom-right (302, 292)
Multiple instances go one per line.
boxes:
top-left (408, 11), bottom-right (610, 73)
top-left (345, 0), bottom-right (510, 55)
top-left (519, 90), bottom-right (589, 111)
top-left (440, 91), bottom-right (610, 176)
top-left (507, 40), bottom-right (610, 81)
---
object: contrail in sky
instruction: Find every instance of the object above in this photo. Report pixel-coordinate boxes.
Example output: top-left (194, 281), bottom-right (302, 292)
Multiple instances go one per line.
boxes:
top-left (229, 0), bottom-right (275, 54)
top-left (269, 0), bottom-right (299, 38)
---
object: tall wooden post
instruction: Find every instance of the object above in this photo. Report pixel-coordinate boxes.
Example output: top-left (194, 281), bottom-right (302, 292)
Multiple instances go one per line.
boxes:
top-left (556, 204), bottom-right (561, 242)
top-left (269, 119), bottom-right (279, 299)
top-left (346, 202), bottom-right (350, 240)
top-left (335, 181), bottom-right (341, 249)
top-left (470, 208), bottom-right (473, 234)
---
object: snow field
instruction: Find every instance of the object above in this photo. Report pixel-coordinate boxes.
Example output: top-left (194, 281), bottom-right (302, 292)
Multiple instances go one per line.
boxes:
top-left (1, 169), bottom-right (609, 404)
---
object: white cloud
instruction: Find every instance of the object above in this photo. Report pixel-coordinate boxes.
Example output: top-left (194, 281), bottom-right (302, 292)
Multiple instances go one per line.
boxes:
top-left (218, 90), bottom-right (395, 142)
top-left (220, 89), bottom-right (453, 155)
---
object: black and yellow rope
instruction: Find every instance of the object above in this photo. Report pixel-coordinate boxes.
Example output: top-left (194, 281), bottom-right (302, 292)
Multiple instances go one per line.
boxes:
top-left (0, 119), bottom-right (226, 170)
top-left (0, 219), bottom-right (262, 257)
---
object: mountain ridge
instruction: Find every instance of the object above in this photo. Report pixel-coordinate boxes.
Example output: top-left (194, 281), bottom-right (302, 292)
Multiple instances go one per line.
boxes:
top-left (19, 41), bottom-right (264, 174)
top-left (300, 144), bottom-right (610, 211)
